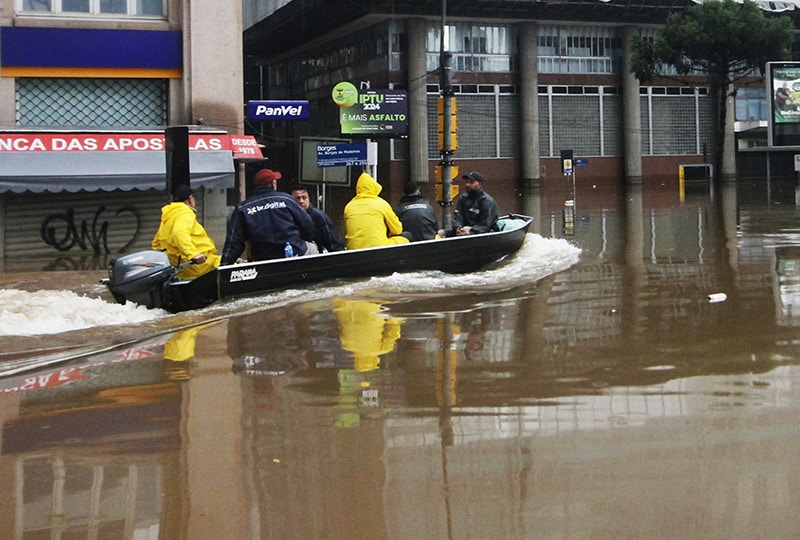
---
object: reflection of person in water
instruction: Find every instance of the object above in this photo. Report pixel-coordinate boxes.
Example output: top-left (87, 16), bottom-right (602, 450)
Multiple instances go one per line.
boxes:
top-left (332, 298), bottom-right (404, 428)
top-left (333, 298), bottom-right (405, 372)
top-left (163, 324), bottom-right (214, 380)
top-left (227, 309), bottom-right (310, 377)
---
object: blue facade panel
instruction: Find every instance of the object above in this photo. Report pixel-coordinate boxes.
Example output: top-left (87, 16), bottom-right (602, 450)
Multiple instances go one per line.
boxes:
top-left (0, 27), bottom-right (182, 69)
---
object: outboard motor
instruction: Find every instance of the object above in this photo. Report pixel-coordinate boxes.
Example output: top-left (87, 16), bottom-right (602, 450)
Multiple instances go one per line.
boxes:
top-left (103, 250), bottom-right (178, 308)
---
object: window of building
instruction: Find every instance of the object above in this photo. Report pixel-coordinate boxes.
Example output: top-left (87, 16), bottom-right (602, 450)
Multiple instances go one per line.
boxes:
top-left (16, 78), bottom-right (167, 126)
top-left (735, 86), bottom-right (767, 122)
top-left (425, 23), bottom-right (516, 73)
top-left (18, 0), bottom-right (166, 17)
top-left (538, 25), bottom-right (621, 75)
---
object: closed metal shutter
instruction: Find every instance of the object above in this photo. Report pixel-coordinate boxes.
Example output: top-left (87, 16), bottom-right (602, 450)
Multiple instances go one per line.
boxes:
top-left (3, 189), bottom-right (206, 272)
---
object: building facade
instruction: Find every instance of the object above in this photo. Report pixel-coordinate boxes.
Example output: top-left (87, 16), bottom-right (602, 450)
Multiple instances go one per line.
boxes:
top-left (0, 0), bottom-right (244, 271)
top-left (242, 0), bottom-right (800, 219)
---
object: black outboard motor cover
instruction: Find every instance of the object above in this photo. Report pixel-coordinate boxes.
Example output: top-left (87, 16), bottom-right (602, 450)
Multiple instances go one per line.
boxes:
top-left (106, 250), bottom-right (177, 304)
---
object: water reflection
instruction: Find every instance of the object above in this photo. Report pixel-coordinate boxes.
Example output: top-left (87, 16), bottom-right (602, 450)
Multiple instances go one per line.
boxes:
top-left (1, 335), bottom-right (183, 539)
top-left (3, 180), bottom-right (800, 537)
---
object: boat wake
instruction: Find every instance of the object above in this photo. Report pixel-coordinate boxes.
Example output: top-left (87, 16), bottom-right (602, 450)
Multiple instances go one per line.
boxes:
top-left (0, 288), bottom-right (162, 337)
top-left (0, 233), bottom-right (580, 338)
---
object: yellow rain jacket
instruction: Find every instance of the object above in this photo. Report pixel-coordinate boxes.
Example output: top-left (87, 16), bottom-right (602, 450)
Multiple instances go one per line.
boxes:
top-left (152, 202), bottom-right (221, 279)
top-left (344, 172), bottom-right (410, 250)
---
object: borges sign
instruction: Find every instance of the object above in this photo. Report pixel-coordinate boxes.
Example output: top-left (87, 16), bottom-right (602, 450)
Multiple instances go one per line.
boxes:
top-left (248, 100), bottom-right (310, 121)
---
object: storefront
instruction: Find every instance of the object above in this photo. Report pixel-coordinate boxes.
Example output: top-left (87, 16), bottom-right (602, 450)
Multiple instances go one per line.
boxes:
top-left (0, 130), bottom-right (238, 272)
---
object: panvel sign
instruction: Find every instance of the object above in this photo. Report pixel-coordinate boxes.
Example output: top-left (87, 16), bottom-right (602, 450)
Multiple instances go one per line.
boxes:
top-left (331, 82), bottom-right (408, 137)
top-left (247, 100), bottom-right (310, 121)
top-left (0, 133), bottom-right (259, 154)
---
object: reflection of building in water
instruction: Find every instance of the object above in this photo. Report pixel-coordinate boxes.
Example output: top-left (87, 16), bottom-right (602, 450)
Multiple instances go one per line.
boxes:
top-left (773, 246), bottom-right (800, 326)
top-left (0, 345), bottom-right (183, 539)
top-left (12, 457), bottom-right (165, 538)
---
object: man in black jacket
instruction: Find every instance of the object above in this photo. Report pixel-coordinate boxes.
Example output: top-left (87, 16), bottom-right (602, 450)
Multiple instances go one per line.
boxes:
top-left (395, 180), bottom-right (438, 241)
top-left (448, 171), bottom-right (500, 236)
top-left (221, 168), bottom-right (316, 264)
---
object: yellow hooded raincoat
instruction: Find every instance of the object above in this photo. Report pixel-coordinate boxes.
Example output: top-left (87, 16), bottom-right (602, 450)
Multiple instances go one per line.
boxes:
top-left (343, 172), bottom-right (410, 250)
top-left (152, 201), bottom-right (221, 279)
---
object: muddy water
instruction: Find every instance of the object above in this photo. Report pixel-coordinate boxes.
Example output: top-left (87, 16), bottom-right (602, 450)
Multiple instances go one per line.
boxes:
top-left (1, 180), bottom-right (800, 538)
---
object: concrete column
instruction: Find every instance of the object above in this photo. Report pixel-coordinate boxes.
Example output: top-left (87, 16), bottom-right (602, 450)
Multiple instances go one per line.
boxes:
top-left (622, 27), bottom-right (643, 185)
top-left (407, 18), bottom-right (430, 184)
top-left (518, 22), bottom-right (541, 192)
top-left (183, 0), bottom-right (244, 132)
top-left (722, 83), bottom-right (737, 181)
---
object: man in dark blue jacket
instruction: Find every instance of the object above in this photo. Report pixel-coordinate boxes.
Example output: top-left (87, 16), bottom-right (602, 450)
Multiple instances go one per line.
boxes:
top-left (221, 168), bottom-right (316, 264)
top-left (290, 184), bottom-right (345, 252)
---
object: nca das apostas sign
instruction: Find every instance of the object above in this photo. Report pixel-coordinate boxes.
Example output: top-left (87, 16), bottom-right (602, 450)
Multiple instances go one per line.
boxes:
top-left (0, 133), bottom-right (261, 155)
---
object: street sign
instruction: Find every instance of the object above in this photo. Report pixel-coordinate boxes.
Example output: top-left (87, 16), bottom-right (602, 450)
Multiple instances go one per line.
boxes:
top-left (317, 142), bottom-right (368, 167)
top-left (576, 158), bottom-right (588, 167)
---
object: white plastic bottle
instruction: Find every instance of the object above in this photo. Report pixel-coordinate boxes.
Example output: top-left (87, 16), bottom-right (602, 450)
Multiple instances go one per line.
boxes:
top-left (284, 242), bottom-right (294, 258)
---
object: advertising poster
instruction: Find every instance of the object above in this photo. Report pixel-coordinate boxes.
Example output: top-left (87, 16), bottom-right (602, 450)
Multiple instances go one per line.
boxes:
top-left (768, 61), bottom-right (800, 147)
top-left (332, 81), bottom-right (408, 137)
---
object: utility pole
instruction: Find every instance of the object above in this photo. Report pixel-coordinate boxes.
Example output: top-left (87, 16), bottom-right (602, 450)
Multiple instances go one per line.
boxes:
top-left (438, 0), bottom-right (455, 230)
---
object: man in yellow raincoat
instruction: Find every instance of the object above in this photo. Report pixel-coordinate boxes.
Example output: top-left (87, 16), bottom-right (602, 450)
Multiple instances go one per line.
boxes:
top-left (343, 172), bottom-right (410, 250)
top-left (152, 185), bottom-right (221, 279)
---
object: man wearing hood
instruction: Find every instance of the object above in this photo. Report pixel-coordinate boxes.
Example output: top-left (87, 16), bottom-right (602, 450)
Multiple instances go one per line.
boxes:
top-left (343, 172), bottom-right (410, 250)
top-left (151, 185), bottom-right (221, 279)
top-left (395, 179), bottom-right (438, 241)
top-left (221, 168), bottom-right (316, 264)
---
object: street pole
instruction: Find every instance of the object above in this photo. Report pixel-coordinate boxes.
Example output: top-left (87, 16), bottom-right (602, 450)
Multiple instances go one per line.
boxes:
top-left (439, 0), bottom-right (454, 230)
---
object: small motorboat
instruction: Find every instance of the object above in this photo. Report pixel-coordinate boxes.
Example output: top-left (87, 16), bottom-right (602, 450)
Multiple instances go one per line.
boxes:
top-left (102, 214), bottom-right (533, 313)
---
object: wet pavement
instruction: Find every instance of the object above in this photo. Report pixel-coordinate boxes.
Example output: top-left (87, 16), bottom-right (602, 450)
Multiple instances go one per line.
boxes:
top-left (1, 179), bottom-right (800, 538)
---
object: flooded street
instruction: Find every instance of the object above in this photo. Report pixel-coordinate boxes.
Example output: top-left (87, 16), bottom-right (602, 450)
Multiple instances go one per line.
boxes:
top-left (2, 179), bottom-right (800, 538)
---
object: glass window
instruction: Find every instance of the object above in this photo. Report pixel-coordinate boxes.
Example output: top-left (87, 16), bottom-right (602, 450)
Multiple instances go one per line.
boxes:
top-left (101, 0), bottom-right (127, 14)
top-left (538, 25), bottom-right (622, 75)
top-left (18, 0), bottom-right (166, 17)
top-left (425, 22), bottom-right (515, 74)
top-left (62, 0), bottom-right (90, 12)
top-left (23, 0), bottom-right (51, 10)
top-left (137, 0), bottom-right (164, 15)
top-left (735, 87), bottom-right (767, 121)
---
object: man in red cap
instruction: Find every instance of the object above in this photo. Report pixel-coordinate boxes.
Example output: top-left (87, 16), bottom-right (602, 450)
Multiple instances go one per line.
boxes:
top-left (221, 168), bottom-right (316, 263)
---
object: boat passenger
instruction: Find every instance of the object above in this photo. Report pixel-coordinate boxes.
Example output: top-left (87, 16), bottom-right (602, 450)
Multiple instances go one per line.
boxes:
top-left (394, 180), bottom-right (438, 242)
top-left (445, 171), bottom-right (500, 237)
top-left (290, 184), bottom-right (345, 252)
top-left (151, 185), bottom-right (221, 279)
top-left (343, 172), bottom-right (411, 250)
top-left (221, 168), bottom-right (317, 264)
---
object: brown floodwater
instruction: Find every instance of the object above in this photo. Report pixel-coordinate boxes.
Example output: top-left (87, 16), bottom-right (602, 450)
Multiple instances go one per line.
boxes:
top-left (1, 179), bottom-right (800, 539)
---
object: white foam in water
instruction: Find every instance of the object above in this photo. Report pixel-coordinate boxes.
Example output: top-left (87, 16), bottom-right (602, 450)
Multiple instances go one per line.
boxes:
top-left (0, 289), bottom-right (163, 337)
top-left (0, 234), bottom-right (580, 337)
top-left (361, 233), bottom-right (581, 294)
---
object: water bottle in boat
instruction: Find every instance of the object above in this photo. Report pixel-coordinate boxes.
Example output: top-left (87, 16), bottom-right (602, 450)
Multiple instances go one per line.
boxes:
top-left (284, 242), bottom-right (294, 258)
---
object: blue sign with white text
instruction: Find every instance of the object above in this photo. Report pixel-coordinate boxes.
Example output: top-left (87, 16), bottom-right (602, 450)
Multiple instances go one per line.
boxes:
top-left (317, 143), bottom-right (367, 167)
top-left (248, 100), bottom-right (310, 121)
